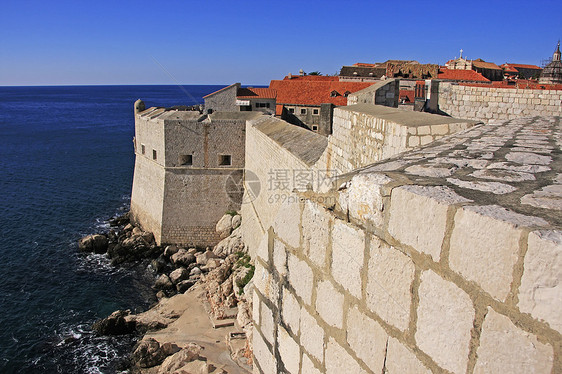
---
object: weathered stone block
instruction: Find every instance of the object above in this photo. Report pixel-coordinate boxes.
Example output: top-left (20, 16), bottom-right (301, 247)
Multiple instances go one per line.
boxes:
top-left (273, 238), bottom-right (287, 276)
top-left (300, 307), bottom-right (324, 362)
top-left (449, 205), bottom-right (547, 301)
top-left (417, 125), bottom-right (430, 135)
top-left (325, 337), bottom-right (368, 374)
top-left (388, 185), bottom-right (470, 261)
top-left (254, 262), bottom-right (279, 306)
top-left (316, 280), bottom-right (344, 328)
top-left (366, 237), bottom-right (415, 331)
top-left (282, 288), bottom-right (300, 335)
top-left (302, 200), bottom-right (330, 269)
top-left (346, 305), bottom-right (387, 371)
top-left (256, 233), bottom-right (269, 263)
top-left (518, 230), bottom-right (562, 333)
top-left (278, 325), bottom-right (300, 374)
top-left (474, 309), bottom-right (553, 373)
top-left (260, 299), bottom-right (275, 344)
top-left (339, 173), bottom-right (392, 228)
top-left (253, 327), bottom-right (276, 374)
top-left (385, 337), bottom-right (431, 374)
top-left (301, 353), bottom-right (322, 374)
top-left (274, 200), bottom-right (301, 248)
top-left (431, 124), bottom-right (449, 135)
top-left (331, 220), bottom-right (364, 299)
top-left (288, 254), bottom-right (314, 305)
top-left (415, 270), bottom-right (474, 374)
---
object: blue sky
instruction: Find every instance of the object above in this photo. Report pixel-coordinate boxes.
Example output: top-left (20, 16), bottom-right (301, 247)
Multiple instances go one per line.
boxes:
top-left (0, 0), bottom-right (560, 86)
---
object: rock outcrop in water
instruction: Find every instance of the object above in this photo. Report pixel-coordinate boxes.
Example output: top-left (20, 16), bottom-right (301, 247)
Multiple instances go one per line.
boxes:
top-left (83, 212), bottom-right (254, 373)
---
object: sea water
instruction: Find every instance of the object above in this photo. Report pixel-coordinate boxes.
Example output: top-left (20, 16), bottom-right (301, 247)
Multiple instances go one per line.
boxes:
top-left (0, 85), bottom-right (223, 373)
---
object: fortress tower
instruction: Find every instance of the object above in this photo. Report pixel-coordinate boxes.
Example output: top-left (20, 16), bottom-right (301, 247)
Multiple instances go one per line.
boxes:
top-left (130, 101), bottom-right (258, 246)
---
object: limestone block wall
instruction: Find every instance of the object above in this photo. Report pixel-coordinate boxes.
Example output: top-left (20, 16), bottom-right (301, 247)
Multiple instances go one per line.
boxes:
top-left (204, 83), bottom-right (240, 113)
top-left (252, 116), bottom-right (561, 374)
top-left (347, 78), bottom-right (399, 107)
top-left (437, 82), bottom-right (562, 122)
top-left (313, 105), bottom-right (477, 176)
top-left (241, 119), bottom-right (313, 255)
top-left (130, 155), bottom-right (165, 243)
top-left (253, 186), bottom-right (560, 374)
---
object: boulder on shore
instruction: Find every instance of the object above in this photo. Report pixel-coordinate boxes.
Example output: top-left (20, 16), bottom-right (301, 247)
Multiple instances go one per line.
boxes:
top-left (78, 234), bottom-right (109, 254)
top-left (215, 214), bottom-right (233, 239)
top-left (130, 338), bottom-right (180, 368)
top-left (92, 310), bottom-right (136, 335)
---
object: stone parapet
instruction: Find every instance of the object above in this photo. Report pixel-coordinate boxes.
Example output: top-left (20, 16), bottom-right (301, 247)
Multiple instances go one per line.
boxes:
top-left (436, 82), bottom-right (562, 123)
top-left (252, 116), bottom-right (561, 373)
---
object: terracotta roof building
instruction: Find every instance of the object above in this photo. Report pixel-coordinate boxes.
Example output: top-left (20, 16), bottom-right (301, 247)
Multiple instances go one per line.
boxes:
top-left (437, 68), bottom-right (490, 82)
top-left (269, 78), bottom-right (374, 135)
top-left (204, 83), bottom-right (277, 114)
top-left (500, 63), bottom-right (542, 79)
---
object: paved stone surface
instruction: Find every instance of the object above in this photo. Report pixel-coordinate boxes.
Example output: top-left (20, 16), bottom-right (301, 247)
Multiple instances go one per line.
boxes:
top-left (352, 116), bottom-right (561, 228)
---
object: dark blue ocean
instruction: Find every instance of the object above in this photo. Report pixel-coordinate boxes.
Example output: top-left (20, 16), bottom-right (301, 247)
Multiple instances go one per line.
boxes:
top-left (0, 85), bottom-right (224, 373)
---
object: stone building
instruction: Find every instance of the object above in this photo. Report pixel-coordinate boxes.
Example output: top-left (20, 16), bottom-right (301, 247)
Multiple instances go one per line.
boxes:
top-left (269, 76), bottom-right (373, 135)
top-left (540, 41), bottom-right (562, 84)
top-left (203, 83), bottom-right (276, 115)
top-left (130, 100), bottom-right (260, 246)
top-left (339, 61), bottom-right (439, 81)
top-left (446, 51), bottom-right (503, 81)
top-left (501, 63), bottom-right (542, 79)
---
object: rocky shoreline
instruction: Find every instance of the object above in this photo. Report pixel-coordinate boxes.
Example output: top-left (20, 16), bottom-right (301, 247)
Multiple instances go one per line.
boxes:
top-left (79, 212), bottom-right (254, 373)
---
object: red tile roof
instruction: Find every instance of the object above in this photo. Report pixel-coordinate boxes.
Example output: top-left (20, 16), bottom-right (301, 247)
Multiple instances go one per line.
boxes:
top-left (269, 80), bottom-right (374, 106)
top-left (236, 87), bottom-right (277, 99)
top-left (437, 68), bottom-right (490, 82)
top-left (503, 63), bottom-right (542, 70)
top-left (275, 104), bottom-right (284, 116)
top-left (472, 60), bottom-right (502, 70)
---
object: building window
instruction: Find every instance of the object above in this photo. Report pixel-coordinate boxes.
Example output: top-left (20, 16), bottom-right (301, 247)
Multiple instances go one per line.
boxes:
top-left (289, 107), bottom-right (295, 113)
top-left (256, 102), bottom-right (271, 108)
top-left (300, 108), bottom-right (307, 115)
top-left (313, 109), bottom-right (319, 115)
top-left (152, 149), bottom-right (157, 160)
top-left (219, 154), bottom-right (232, 166)
top-left (344, 91), bottom-right (351, 97)
top-left (141, 144), bottom-right (146, 155)
top-left (330, 90), bottom-right (339, 97)
top-left (312, 125), bottom-right (318, 131)
top-left (179, 154), bottom-right (193, 166)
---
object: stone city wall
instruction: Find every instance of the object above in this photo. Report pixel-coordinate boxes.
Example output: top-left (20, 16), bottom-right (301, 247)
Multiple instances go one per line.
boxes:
top-left (253, 181), bottom-right (560, 374)
top-left (437, 82), bottom-right (562, 122)
top-left (241, 116), bottom-right (323, 256)
top-left (314, 104), bottom-right (477, 176)
top-left (252, 117), bottom-right (561, 374)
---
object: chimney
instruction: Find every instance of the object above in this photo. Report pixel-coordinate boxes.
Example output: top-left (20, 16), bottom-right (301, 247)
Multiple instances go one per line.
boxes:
top-left (288, 72), bottom-right (292, 79)
top-left (299, 69), bottom-right (304, 76)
